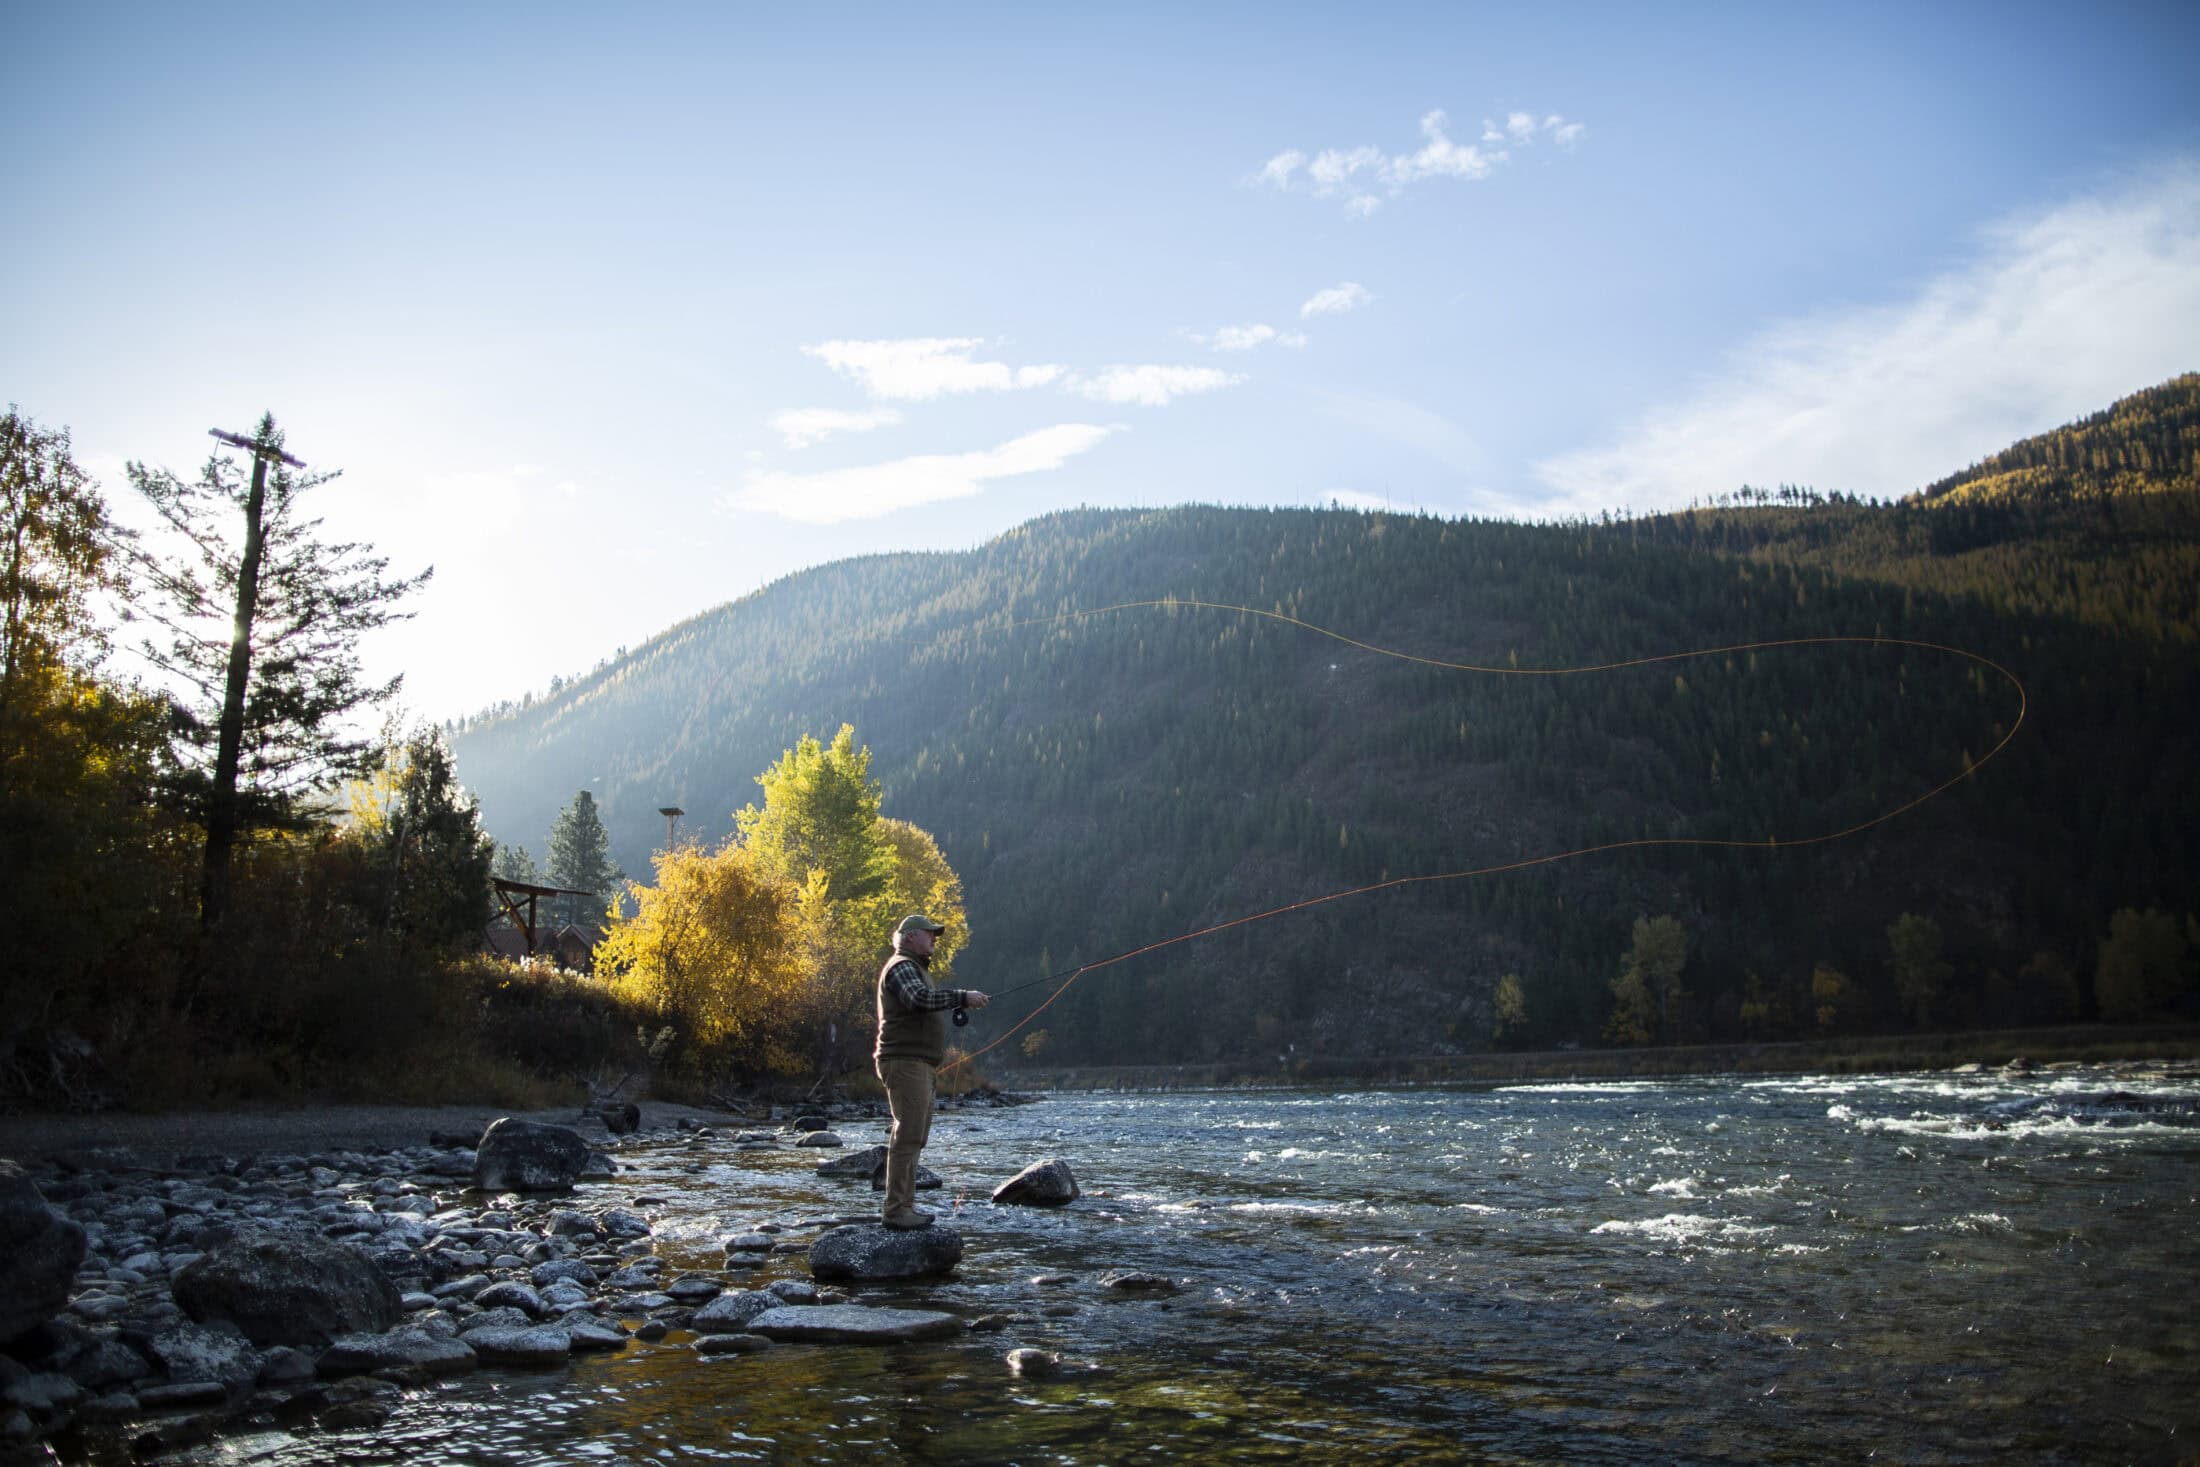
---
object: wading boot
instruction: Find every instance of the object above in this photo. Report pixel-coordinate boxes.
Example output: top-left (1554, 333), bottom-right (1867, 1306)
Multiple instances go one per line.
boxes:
top-left (883, 1208), bottom-right (934, 1230)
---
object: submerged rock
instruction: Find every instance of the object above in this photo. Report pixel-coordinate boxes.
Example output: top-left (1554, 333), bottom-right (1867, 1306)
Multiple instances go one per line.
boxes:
top-left (1005, 1347), bottom-right (1107, 1380)
top-left (745, 1304), bottom-right (959, 1344)
top-left (1100, 1271), bottom-right (1177, 1294)
top-left (991, 1158), bottom-right (1080, 1207)
top-left (695, 1332), bottom-right (774, 1355)
top-left (808, 1223), bottom-right (964, 1282)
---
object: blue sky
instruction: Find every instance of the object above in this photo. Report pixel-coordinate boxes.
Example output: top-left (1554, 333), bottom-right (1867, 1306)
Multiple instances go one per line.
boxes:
top-left (5, 2), bottom-right (2197, 723)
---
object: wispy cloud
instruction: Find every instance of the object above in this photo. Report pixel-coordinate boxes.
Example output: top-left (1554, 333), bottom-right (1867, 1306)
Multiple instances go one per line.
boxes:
top-left (1194, 322), bottom-right (1308, 352)
top-left (1482, 111), bottom-right (1585, 147)
top-left (771, 406), bottom-right (905, 449)
top-left (729, 424), bottom-right (1117, 525)
top-left (1257, 109), bottom-right (1583, 216)
top-left (1066, 365), bottom-right (1244, 406)
top-left (1531, 162), bottom-right (2200, 517)
top-left (803, 338), bottom-right (1065, 401)
top-left (1301, 282), bottom-right (1372, 319)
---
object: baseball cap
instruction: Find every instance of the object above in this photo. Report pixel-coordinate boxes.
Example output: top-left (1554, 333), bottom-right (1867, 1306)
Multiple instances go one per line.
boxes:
top-left (894, 913), bottom-right (946, 938)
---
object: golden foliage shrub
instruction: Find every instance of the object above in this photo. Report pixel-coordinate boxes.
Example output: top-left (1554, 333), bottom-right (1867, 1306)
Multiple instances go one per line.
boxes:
top-left (596, 841), bottom-right (808, 1073)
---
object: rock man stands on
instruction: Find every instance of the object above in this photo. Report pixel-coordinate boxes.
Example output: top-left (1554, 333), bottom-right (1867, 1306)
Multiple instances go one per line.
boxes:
top-left (874, 914), bottom-right (989, 1228)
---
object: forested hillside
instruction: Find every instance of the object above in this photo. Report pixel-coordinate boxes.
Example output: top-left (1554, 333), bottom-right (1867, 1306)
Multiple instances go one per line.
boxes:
top-left (448, 377), bottom-right (2200, 1066)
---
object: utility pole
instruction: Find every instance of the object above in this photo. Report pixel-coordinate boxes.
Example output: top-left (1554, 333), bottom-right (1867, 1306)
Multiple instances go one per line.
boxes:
top-left (659, 806), bottom-right (685, 849)
top-left (199, 421), bottom-right (305, 931)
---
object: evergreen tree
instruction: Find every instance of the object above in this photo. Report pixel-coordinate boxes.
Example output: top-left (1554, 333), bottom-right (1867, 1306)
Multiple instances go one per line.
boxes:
top-left (343, 727), bottom-right (495, 951)
top-left (547, 789), bottom-right (621, 925)
top-left (128, 415), bottom-right (429, 929)
top-left (492, 841), bottom-right (543, 885)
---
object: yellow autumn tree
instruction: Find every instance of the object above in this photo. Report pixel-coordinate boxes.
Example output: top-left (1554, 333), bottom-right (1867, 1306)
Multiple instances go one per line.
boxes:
top-left (877, 817), bottom-right (968, 971)
top-left (1491, 973), bottom-right (1527, 1046)
top-left (595, 840), bottom-right (807, 1074)
top-left (732, 727), bottom-right (972, 1085)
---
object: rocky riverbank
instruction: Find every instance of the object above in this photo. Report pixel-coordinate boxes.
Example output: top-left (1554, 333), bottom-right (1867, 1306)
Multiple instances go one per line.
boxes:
top-left (0, 1089), bottom-right (1045, 1461)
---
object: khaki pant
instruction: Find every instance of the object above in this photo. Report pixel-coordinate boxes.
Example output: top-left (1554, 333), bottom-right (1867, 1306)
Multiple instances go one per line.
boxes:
top-left (877, 1056), bottom-right (935, 1221)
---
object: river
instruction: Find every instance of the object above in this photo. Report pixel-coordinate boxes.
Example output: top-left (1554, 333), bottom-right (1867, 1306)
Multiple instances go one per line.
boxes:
top-left (158, 1064), bottom-right (2197, 1465)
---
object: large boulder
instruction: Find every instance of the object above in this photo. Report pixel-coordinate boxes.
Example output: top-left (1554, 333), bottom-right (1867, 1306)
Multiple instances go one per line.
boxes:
top-left (171, 1231), bottom-right (403, 1346)
top-left (473, 1118), bottom-right (595, 1191)
top-left (808, 1223), bottom-right (963, 1282)
top-left (991, 1158), bottom-right (1080, 1207)
top-left (0, 1160), bottom-right (87, 1344)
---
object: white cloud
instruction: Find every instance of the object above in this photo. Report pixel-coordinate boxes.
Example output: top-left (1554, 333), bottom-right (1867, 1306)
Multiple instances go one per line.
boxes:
top-left (1067, 365), bottom-right (1243, 406)
top-left (1531, 163), bottom-right (2200, 517)
top-left (771, 406), bottom-right (904, 449)
top-left (802, 338), bottom-right (1065, 401)
top-left (1259, 108), bottom-right (1581, 215)
top-left (1196, 322), bottom-right (1308, 352)
top-left (729, 424), bottom-right (1117, 525)
top-left (1257, 150), bottom-right (1306, 189)
top-left (1301, 282), bottom-right (1373, 319)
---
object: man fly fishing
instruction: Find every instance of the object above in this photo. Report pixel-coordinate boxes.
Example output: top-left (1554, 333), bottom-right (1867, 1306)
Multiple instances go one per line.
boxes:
top-left (875, 913), bottom-right (990, 1228)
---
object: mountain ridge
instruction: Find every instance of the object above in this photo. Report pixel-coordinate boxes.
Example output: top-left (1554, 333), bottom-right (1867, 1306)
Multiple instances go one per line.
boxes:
top-left (449, 377), bottom-right (2200, 1062)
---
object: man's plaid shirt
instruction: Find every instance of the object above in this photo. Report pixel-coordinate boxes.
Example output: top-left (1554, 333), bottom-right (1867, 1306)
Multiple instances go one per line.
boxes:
top-left (883, 955), bottom-right (961, 1011)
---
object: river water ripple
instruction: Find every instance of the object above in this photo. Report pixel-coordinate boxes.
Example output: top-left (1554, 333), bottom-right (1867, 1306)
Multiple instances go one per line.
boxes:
top-left (162, 1065), bottom-right (2197, 1465)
